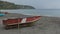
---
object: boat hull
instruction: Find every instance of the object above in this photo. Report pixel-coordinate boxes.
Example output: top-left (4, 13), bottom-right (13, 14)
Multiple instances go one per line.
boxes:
top-left (3, 16), bottom-right (41, 29)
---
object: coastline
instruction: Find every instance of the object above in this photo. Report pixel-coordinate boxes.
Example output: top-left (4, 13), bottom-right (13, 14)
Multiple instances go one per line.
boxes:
top-left (0, 13), bottom-right (60, 34)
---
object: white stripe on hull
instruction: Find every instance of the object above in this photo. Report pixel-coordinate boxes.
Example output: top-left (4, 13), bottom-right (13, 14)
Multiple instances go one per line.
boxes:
top-left (21, 18), bottom-right (27, 23)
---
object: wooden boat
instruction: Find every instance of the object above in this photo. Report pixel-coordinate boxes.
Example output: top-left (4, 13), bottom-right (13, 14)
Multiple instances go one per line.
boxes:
top-left (3, 16), bottom-right (41, 29)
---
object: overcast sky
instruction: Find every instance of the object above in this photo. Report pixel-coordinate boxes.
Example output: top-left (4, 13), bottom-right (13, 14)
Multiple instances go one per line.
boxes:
top-left (2, 0), bottom-right (60, 9)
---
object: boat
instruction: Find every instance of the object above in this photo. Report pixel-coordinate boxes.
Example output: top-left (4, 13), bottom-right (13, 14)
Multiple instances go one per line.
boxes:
top-left (0, 12), bottom-right (8, 17)
top-left (0, 14), bottom-right (5, 16)
top-left (3, 16), bottom-right (41, 29)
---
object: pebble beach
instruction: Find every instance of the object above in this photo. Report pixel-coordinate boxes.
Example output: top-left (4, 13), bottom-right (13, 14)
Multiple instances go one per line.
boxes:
top-left (0, 13), bottom-right (60, 34)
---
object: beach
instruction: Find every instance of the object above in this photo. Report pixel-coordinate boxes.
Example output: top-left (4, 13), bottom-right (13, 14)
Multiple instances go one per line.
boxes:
top-left (0, 13), bottom-right (60, 34)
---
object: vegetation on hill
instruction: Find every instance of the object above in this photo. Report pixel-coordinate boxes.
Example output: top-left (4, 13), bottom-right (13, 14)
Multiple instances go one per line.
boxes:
top-left (0, 1), bottom-right (35, 9)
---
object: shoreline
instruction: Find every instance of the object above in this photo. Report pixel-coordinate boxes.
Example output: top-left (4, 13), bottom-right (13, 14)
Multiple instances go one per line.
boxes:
top-left (0, 13), bottom-right (60, 34)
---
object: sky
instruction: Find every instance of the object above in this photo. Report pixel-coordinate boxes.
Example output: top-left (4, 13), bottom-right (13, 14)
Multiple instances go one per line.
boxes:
top-left (2, 0), bottom-right (60, 9)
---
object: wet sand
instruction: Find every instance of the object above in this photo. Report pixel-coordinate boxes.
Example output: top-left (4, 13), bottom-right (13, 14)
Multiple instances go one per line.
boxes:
top-left (0, 13), bottom-right (60, 34)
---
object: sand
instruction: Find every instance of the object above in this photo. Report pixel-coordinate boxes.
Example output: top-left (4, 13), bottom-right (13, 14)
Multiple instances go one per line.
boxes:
top-left (0, 13), bottom-right (60, 34)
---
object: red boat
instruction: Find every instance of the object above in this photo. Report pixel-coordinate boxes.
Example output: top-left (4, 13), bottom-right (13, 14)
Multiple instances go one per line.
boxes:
top-left (3, 16), bottom-right (41, 29)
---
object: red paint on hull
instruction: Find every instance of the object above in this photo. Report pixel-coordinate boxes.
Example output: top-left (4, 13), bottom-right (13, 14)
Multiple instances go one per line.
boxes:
top-left (3, 16), bottom-right (41, 25)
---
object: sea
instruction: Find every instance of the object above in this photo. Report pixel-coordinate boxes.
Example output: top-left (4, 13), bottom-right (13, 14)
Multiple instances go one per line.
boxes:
top-left (1, 9), bottom-right (60, 17)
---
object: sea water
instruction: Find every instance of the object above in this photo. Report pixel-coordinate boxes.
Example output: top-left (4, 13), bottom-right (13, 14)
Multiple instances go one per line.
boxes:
top-left (1, 9), bottom-right (60, 17)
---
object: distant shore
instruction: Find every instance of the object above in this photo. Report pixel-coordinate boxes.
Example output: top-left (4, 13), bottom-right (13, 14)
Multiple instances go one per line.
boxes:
top-left (0, 1), bottom-right (35, 9)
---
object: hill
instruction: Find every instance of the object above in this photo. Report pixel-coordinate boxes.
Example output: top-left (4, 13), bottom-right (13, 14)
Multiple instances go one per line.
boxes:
top-left (0, 1), bottom-right (35, 9)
